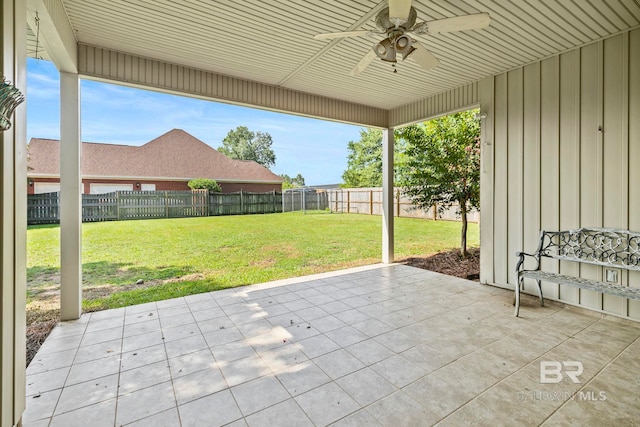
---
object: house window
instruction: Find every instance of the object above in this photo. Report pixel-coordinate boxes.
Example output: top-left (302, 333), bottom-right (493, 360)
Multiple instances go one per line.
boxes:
top-left (140, 183), bottom-right (156, 191)
top-left (34, 182), bottom-right (61, 194)
top-left (89, 183), bottom-right (134, 194)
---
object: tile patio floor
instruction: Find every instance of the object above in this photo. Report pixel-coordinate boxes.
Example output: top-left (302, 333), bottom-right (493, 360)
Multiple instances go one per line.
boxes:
top-left (23, 264), bottom-right (640, 426)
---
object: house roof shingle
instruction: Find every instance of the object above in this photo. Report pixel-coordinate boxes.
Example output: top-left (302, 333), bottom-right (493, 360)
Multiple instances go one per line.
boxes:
top-left (28, 129), bottom-right (283, 183)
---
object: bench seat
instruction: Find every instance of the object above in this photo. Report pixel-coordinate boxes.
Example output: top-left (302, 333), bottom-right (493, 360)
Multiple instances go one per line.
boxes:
top-left (520, 270), bottom-right (640, 300)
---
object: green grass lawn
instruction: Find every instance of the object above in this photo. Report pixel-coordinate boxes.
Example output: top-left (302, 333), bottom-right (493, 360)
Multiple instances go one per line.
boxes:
top-left (27, 211), bottom-right (478, 311)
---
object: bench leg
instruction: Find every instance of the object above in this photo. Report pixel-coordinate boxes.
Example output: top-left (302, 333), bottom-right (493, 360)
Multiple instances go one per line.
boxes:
top-left (536, 279), bottom-right (544, 307)
top-left (514, 277), bottom-right (521, 317)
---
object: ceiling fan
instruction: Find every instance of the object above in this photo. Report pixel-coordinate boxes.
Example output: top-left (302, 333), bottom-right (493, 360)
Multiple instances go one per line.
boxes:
top-left (313, 0), bottom-right (491, 75)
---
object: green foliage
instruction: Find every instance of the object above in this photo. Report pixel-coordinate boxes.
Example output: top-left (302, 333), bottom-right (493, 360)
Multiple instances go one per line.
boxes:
top-left (341, 128), bottom-right (408, 188)
top-left (342, 129), bottom-right (383, 187)
top-left (398, 109), bottom-right (480, 255)
top-left (218, 125), bottom-right (276, 169)
top-left (187, 178), bottom-right (222, 192)
top-left (280, 173), bottom-right (306, 189)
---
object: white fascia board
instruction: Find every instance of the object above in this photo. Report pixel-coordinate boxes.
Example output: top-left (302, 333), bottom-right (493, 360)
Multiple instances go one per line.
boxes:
top-left (27, 0), bottom-right (77, 72)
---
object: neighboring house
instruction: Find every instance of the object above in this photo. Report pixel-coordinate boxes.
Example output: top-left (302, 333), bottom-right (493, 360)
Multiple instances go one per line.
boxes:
top-left (27, 129), bottom-right (283, 194)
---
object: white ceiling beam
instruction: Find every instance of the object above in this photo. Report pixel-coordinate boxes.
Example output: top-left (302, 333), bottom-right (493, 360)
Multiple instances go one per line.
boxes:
top-left (27, 0), bottom-right (77, 73)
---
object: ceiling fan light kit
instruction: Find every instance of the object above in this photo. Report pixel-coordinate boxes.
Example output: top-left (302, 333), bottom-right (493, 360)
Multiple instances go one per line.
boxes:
top-left (313, 0), bottom-right (491, 75)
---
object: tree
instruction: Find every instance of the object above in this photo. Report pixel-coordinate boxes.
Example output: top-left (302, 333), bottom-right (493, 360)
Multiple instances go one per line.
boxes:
top-left (280, 173), bottom-right (305, 189)
top-left (218, 126), bottom-right (276, 169)
top-left (342, 128), bottom-right (408, 188)
top-left (398, 110), bottom-right (480, 256)
top-left (188, 178), bottom-right (222, 192)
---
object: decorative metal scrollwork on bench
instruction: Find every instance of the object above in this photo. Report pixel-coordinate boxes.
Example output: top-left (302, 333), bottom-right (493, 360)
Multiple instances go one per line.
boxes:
top-left (538, 228), bottom-right (640, 271)
top-left (514, 228), bottom-right (640, 317)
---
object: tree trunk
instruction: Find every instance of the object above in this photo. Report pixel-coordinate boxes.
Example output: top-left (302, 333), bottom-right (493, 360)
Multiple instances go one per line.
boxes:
top-left (460, 203), bottom-right (468, 257)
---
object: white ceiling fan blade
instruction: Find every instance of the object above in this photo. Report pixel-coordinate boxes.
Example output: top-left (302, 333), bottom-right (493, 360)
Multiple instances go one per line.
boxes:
top-left (350, 49), bottom-right (377, 76)
top-left (407, 42), bottom-right (439, 70)
top-left (426, 13), bottom-right (491, 34)
top-left (314, 30), bottom-right (370, 40)
top-left (388, 0), bottom-right (412, 22)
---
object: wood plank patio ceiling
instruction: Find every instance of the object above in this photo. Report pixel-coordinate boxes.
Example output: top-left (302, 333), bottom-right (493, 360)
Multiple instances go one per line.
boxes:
top-left (30, 0), bottom-right (640, 110)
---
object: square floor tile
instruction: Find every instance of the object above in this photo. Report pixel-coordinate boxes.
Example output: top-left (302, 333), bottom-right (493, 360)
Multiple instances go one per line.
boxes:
top-left (218, 354), bottom-right (271, 387)
top-left (297, 334), bottom-right (341, 359)
top-left (172, 366), bottom-right (227, 405)
top-left (120, 344), bottom-right (166, 372)
top-left (55, 373), bottom-right (119, 415)
top-left (336, 367), bottom-right (396, 406)
top-left (125, 407), bottom-right (181, 427)
top-left (164, 335), bottom-right (209, 359)
top-left (275, 361), bottom-right (332, 396)
top-left (118, 360), bottom-right (172, 395)
top-left (314, 349), bottom-right (365, 380)
top-left (66, 353), bottom-right (121, 386)
top-left (121, 330), bottom-right (164, 353)
top-left (50, 398), bottom-right (116, 427)
top-left (295, 382), bottom-right (360, 426)
top-left (231, 375), bottom-right (291, 416)
top-left (259, 344), bottom-right (308, 372)
top-left (26, 366), bottom-right (70, 396)
top-left (371, 354), bottom-right (427, 388)
top-left (168, 349), bottom-right (216, 378)
top-left (22, 388), bottom-right (62, 424)
top-left (345, 339), bottom-right (395, 366)
top-left (324, 326), bottom-right (369, 348)
top-left (116, 381), bottom-right (176, 426)
top-left (366, 390), bottom-right (440, 426)
top-left (178, 390), bottom-right (243, 427)
top-left (245, 399), bottom-right (313, 427)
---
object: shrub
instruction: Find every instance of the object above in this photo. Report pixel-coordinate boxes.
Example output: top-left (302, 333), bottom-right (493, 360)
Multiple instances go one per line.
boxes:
top-left (188, 178), bottom-right (222, 192)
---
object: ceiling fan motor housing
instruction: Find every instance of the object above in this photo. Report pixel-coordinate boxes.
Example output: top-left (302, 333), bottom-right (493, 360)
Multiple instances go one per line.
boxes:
top-left (376, 7), bottom-right (417, 32)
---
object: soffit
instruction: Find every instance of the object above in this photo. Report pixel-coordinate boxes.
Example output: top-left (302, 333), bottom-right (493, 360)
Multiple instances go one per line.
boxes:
top-left (28, 0), bottom-right (640, 110)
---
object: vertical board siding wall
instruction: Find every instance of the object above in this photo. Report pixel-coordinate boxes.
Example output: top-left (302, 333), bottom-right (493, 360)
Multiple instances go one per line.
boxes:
top-left (480, 29), bottom-right (640, 320)
top-left (77, 44), bottom-right (388, 128)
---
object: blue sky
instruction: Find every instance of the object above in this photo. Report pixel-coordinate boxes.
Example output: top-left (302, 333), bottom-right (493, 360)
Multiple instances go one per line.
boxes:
top-left (26, 58), bottom-right (365, 185)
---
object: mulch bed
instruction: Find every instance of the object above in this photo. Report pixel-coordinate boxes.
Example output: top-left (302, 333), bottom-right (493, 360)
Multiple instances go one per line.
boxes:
top-left (25, 247), bottom-right (480, 366)
top-left (400, 247), bottom-right (481, 281)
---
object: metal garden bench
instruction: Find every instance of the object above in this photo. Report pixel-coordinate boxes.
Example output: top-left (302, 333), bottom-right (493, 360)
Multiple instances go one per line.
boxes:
top-left (514, 228), bottom-right (640, 316)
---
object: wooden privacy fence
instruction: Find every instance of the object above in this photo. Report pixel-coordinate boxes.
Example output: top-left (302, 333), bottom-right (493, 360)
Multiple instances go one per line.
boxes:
top-left (281, 190), bottom-right (329, 212)
top-left (27, 190), bottom-right (283, 224)
top-left (326, 187), bottom-right (480, 222)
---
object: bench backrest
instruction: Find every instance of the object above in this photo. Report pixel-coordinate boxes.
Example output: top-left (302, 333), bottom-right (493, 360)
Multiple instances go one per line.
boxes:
top-left (538, 228), bottom-right (640, 272)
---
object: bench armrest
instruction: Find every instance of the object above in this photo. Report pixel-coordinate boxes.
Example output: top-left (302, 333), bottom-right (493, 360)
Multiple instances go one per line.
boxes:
top-left (515, 251), bottom-right (540, 273)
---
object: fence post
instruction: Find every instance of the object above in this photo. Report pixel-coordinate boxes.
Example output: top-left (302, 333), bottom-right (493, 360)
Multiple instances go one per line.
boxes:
top-left (240, 189), bottom-right (244, 214)
top-left (165, 191), bottom-right (169, 218)
top-left (433, 203), bottom-right (437, 220)
top-left (117, 191), bottom-right (121, 220)
top-left (347, 190), bottom-right (350, 213)
top-left (369, 189), bottom-right (373, 215)
top-left (396, 189), bottom-right (400, 217)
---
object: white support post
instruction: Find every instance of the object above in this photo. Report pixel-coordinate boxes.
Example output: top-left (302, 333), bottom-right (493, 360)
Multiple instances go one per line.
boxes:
top-left (2, 0), bottom-right (27, 423)
top-left (59, 72), bottom-right (82, 320)
top-left (382, 128), bottom-right (394, 263)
